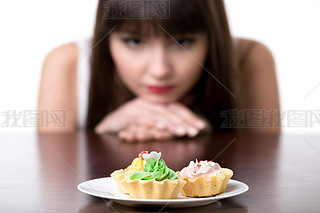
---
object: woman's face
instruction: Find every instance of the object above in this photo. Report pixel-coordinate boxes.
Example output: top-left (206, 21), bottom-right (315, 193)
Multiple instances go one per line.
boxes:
top-left (109, 26), bottom-right (208, 104)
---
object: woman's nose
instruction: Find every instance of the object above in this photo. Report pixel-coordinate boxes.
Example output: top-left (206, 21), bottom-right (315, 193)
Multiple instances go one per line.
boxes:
top-left (147, 46), bottom-right (171, 79)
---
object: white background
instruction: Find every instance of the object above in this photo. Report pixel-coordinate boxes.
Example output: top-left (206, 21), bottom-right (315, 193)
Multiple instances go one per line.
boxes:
top-left (0, 0), bottom-right (319, 134)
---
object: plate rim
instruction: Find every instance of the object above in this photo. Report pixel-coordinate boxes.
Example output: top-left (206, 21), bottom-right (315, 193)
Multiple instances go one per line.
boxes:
top-left (77, 177), bottom-right (249, 204)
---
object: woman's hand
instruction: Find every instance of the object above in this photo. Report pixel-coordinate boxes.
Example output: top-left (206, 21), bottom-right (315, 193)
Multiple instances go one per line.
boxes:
top-left (118, 122), bottom-right (173, 142)
top-left (94, 98), bottom-right (161, 134)
top-left (94, 98), bottom-right (208, 138)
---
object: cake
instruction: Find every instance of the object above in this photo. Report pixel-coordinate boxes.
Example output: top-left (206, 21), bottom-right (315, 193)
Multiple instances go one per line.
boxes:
top-left (177, 160), bottom-right (233, 197)
top-left (110, 151), bottom-right (147, 194)
top-left (123, 151), bottom-right (186, 199)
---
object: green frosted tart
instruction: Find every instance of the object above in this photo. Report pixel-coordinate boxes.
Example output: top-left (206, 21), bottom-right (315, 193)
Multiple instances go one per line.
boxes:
top-left (125, 151), bottom-right (186, 199)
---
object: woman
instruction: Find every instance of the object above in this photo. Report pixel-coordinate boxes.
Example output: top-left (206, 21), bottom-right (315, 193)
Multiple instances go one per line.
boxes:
top-left (38, 0), bottom-right (280, 141)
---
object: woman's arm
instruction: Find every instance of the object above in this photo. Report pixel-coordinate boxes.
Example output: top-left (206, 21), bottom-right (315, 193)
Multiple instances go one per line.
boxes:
top-left (37, 43), bottom-right (78, 133)
top-left (237, 39), bottom-right (281, 134)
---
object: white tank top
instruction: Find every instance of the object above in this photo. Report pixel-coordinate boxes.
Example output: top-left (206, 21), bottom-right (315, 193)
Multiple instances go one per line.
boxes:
top-left (76, 38), bottom-right (91, 130)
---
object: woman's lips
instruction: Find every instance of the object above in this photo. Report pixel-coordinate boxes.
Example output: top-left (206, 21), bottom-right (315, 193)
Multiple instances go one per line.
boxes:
top-left (147, 85), bottom-right (174, 94)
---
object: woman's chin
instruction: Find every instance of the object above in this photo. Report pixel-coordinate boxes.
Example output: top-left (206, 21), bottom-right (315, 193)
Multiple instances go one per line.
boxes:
top-left (140, 95), bottom-right (178, 105)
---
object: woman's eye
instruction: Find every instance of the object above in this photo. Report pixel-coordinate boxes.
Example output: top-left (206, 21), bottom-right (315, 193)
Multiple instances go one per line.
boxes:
top-left (122, 38), bottom-right (142, 48)
top-left (175, 38), bottom-right (195, 47)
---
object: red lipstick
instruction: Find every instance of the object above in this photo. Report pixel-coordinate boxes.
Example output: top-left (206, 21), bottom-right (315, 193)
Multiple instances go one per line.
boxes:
top-left (147, 85), bottom-right (174, 94)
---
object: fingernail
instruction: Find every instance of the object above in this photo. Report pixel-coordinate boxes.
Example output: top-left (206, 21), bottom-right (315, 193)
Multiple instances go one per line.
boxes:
top-left (155, 121), bottom-right (166, 129)
top-left (118, 131), bottom-right (126, 137)
top-left (126, 132), bottom-right (133, 140)
top-left (188, 127), bottom-right (199, 137)
top-left (137, 132), bottom-right (147, 140)
top-left (154, 132), bottom-right (162, 139)
top-left (175, 126), bottom-right (186, 135)
top-left (195, 121), bottom-right (206, 129)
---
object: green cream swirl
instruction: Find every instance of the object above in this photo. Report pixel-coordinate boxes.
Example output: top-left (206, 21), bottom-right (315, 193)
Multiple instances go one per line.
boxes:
top-left (130, 159), bottom-right (178, 181)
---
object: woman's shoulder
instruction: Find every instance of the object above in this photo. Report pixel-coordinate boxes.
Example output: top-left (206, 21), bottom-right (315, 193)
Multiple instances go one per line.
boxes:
top-left (232, 38), bottom-right (280, 133)
top-left (38, 42), bottom-right (80, 132)
top-left (233, 37), bottom-right (274, 70)
top-left (41, 42), bottom-right (80, 89)
top-left (43, 42), bottom-right (79, 69)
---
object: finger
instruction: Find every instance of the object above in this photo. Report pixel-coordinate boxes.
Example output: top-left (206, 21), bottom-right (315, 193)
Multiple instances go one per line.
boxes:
top-left (135, 116), bottom-right (168, 130)
top-left (129, 122), bottom-right (172, 141)
top-left (150, 128), bottom-right (171, 140)
top-left (153, 103), bottom-right (202, 138)
top-left (135, 99), bottom-right (202, 138)
top-left (138, 101), bottom-right (189, 136)
top-left (167, 103), bottom-right (206, 130)
top-left (127, 100), bottom-right (171, 130)
top-left (166, 103), bottom-right (207, 137)
top-left (134, 102), bottom-right (171, 130)
top-left (124, 99), bottom-right (165, 127)
top-left (129, 124), bottom-right (154, 142)
top-left (135, 131), bottom-right (150, 142)
top-left (158, 129), bottom-right (174, 140)
top-left (156, 110), bottom-right (191, 137)
top-left (138, 117), bottom-right (156, 126)
top-left (118, 131), bottom-right (135, 143)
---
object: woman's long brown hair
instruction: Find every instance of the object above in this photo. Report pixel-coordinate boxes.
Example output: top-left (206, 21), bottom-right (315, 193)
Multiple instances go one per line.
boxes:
top-left (86, 0), bottom-right (236, 131)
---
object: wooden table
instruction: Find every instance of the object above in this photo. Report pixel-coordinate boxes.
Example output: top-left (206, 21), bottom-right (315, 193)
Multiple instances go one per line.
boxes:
top-left (0, 132), bottom-right (319, 212)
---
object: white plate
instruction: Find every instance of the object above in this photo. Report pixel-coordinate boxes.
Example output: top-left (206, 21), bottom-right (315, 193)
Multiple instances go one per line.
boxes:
top-left (78, 177), bottom-right (249, 208)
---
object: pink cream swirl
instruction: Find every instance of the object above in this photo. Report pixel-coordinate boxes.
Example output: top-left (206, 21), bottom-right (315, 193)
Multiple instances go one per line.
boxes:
top-left (180, 160), bottom-right (221, 178)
